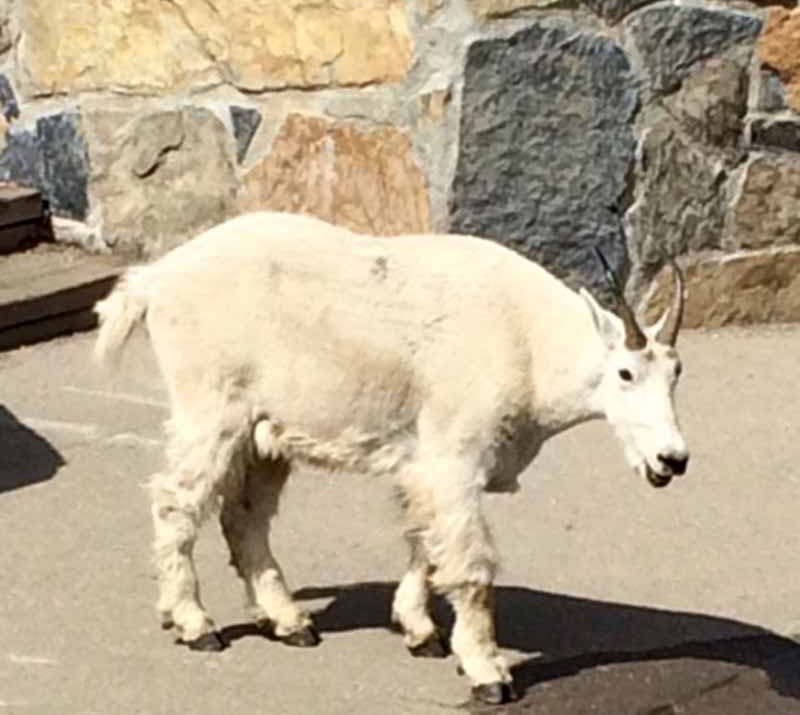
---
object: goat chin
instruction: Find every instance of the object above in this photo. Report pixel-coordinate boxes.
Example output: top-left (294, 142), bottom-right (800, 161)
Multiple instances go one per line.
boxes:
top-left (641, 462), bottom-right (673, 489)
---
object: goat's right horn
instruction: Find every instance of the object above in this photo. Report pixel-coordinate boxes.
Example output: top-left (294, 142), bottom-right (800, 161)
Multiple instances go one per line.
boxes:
top-left (655, 260), bottom-right (685, 347)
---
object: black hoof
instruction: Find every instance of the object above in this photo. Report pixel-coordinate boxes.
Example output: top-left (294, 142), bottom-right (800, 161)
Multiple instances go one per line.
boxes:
top-left (471, 682), bottom-right (518, 705)
top-left (280, 624), bottom-right (321, 648)
top-left (161, 619), bottom-right (174, 631)
top-left (408, 629), bottom-right (450, 659)
top-left (183, 631), bottom-right (227, 652)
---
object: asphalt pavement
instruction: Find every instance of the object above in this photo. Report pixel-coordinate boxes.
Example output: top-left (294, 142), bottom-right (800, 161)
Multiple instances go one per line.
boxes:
top-left (2, 326), bottom-right (800, 714)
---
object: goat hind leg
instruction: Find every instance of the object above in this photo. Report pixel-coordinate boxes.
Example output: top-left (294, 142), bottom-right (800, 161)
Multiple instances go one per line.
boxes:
top-left (151, 475), bottom-right (224, 651)
top-left (221, 459), bottom-right (318, 647)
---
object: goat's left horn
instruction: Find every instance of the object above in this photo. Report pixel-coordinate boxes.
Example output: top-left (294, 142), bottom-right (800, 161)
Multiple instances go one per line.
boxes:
top-left (656, 260), bottom-right (685, 347)
top-left (593, 247), bottom-right (647, 350)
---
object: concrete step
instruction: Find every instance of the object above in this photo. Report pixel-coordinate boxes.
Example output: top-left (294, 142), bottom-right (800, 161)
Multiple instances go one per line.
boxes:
top-left (0, 244), bottom-right (127, 351)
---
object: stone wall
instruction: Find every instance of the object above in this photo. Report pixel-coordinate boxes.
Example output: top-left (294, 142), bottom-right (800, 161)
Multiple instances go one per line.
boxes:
top-left (1, 0), bottom-right (799, 325)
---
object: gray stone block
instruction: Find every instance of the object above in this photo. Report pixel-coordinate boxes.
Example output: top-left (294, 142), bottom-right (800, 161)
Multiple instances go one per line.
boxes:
top-left (625, 5), bottom-right (761, 95)
top-left (450, 21), bottom-right (639, 301)
top-left (584, 0), bottom-right (655, 24)
top-left (0, 111), bottom-right (90, 221)
top-left (37, 113), bottom-right (91, 221)
top-left (626, 50), bottom-right (752, 290)
top-left (0, 74), bottom-right (18, 121)
top-left (230, 106), bottom-right (262, 164)
top-left (750, 118), bottom-right (800, 153)
top-left (757, 69), bottom-right (788, 113)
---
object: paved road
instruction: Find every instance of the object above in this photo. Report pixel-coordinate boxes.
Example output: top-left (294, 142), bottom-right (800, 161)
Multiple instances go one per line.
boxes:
top-left (1, 326), bottom-right (800, 714)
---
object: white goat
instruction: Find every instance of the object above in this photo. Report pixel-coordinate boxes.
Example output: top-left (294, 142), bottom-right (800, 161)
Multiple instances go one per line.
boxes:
top-left (94, 211), bottom-right (688, 705)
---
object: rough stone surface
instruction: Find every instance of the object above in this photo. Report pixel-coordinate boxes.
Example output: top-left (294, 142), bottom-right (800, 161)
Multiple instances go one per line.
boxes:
top-left (750, 118), bottom-right (800, 153)
top-left (584, 0), bottom-right (655, 24)
top-left (418, 87), bottom-right (452, 123)
top-left (20, 0), bottom-right (413, 95)
top-left (0, 0), bottom-right (12, 55)
top-left (6, 0), bottom-right (800, 331)
top-left (0, 112), bottom-right (90, 221)
top-left (38, 114), bottom-right (92, 221)
top-left (644, 249), bottom-right (800, 328)
top-left (663, 50), bottom-right (752, 153)
top-left (629, 127), bottom-right (727, 271)
top-left (471, 0), bottom-right (663, 19)
top-left (230, 106), bottom-right (262, 164)
top-left (420, 0), bottom-right (447, 16)
top-left (469, 0), bottom-right (563, 18)
top-left (239, 114), bottom-right (431, 236)
top-left (87, 108), bottom-right (236, 255)
top-left (0, 127), bottom-right (40, 194)
top-left (757, 69), bottom-right (789, 113)
top-left (732, 156), bottom-right (800, 250)
top-left (625, 5), bottom-right (761, 95)
top-left (627, 50), bottom-right (752, 288)
top-left (759, 8), bottom-right (800, 114)
top-left (450, 22), bottom-right (639, 299)
top-left (0, 75), bottom-right (18, 121)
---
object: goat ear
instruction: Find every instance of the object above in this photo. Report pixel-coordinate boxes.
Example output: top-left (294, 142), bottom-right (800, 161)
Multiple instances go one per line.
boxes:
top-left (580, 288), bottom-right (621, 348)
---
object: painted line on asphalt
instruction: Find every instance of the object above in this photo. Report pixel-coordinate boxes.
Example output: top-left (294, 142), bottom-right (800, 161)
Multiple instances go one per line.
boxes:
top-left (22, 417), bottom-right (99, 438)
top-left (9, 654), bottom-right (58, 666)
top-left (106, 433), bottom-right (164, 448)
top-left (63, 385), bottom-right (168, 409)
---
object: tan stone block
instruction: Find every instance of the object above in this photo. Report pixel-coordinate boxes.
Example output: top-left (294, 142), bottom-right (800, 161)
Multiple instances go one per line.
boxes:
top-left (420, 0), bottom-right (447, 16)
top-left (643, 249), bottom-right (800, 328)
top-left (240, 114), bottom-right (431, 236)
top-left (87, 108), bottom-right (237, 255)
top-left (732, 156), bottom-right (800, 250)
top-left (470, 0), bottom-right (563, 19)
top-left (20, 0), bottom-right (218, 95)
top-left (20, 0), bottom-right (413, 95)
top-left (759, 7), bottom-right (800, 113)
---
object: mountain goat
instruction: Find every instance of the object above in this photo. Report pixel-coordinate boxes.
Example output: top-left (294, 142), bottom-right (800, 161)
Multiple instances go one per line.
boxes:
top-left (94, 211), bottom-right (688, 704)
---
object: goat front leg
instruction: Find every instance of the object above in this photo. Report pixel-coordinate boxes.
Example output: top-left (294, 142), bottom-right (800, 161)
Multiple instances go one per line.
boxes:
top-left (422, 466), bottom-right (516, 705)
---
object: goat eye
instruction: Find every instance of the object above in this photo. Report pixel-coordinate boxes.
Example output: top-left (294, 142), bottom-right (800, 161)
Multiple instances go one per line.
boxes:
top-left (618, 369), bottom-right (634, 382)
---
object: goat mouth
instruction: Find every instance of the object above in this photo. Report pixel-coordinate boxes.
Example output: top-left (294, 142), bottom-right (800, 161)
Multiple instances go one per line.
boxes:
top-left (645, 465), bottom-right (673, 489)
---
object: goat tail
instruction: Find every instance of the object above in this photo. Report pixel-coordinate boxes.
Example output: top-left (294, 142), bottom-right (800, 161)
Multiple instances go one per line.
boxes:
top-left (93, 266), bottom-right (152, 368)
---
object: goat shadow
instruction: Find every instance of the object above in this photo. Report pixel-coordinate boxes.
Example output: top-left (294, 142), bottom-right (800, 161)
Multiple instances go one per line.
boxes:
top-left (222, 581), bottom-right (800, 701)
top-left (0, 405), bottom-right (65, 493)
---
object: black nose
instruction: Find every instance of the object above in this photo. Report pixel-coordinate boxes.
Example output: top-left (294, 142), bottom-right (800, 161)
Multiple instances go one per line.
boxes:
top-left (658, 453), bottom-right (688, 476)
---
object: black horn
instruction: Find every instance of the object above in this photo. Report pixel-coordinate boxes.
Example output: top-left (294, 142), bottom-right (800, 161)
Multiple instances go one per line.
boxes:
top-left (593, 247), bottom-right (647, 350)
top-left (655, 260), bottom-right (685, 347)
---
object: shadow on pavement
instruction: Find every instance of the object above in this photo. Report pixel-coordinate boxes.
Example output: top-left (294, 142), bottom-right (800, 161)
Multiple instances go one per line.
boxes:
top-left (284, 582), bottom-right (800, 703)
top-left (0, 405), bottom-right (65, 493)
